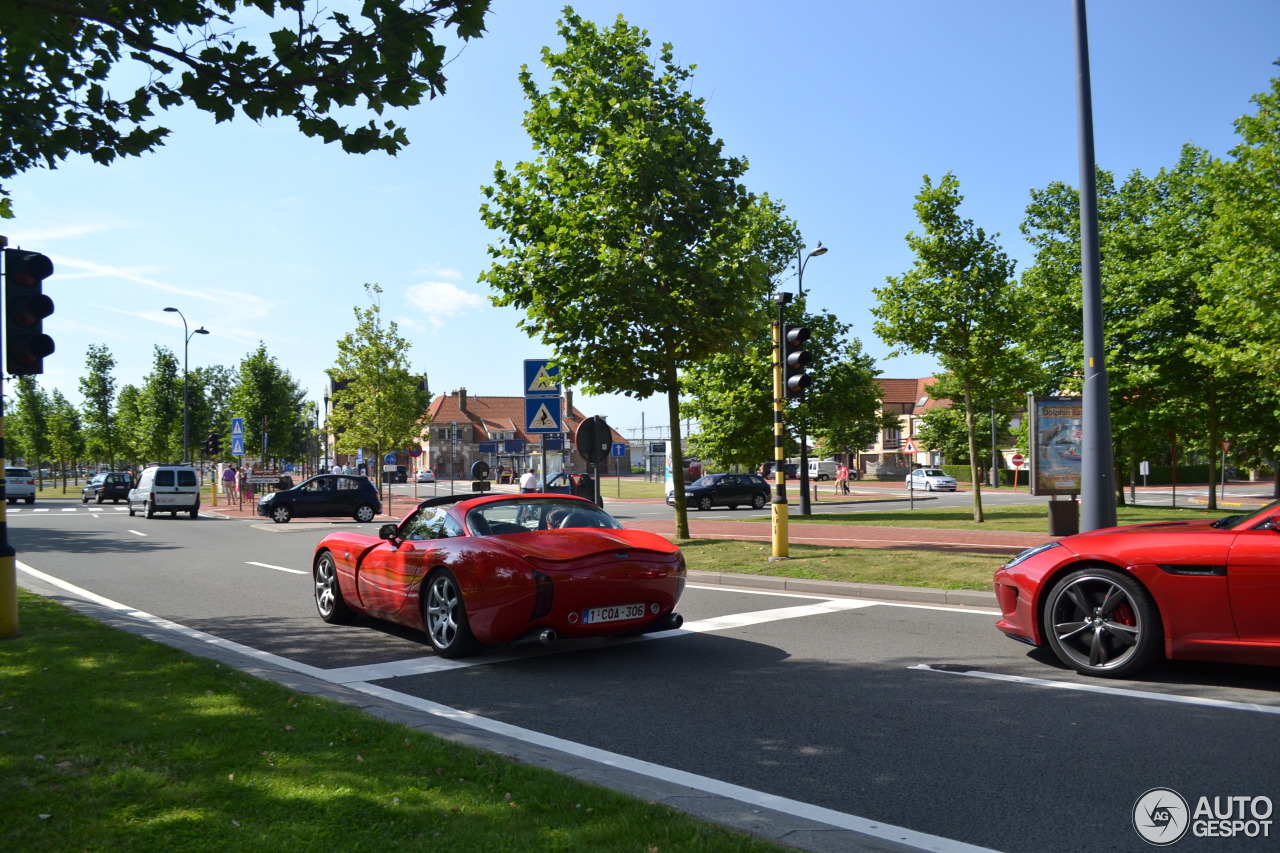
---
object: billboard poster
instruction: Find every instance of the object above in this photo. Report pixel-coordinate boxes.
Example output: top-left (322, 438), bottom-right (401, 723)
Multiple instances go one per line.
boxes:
top-left (1029, 396), bottom-right (1082, 496)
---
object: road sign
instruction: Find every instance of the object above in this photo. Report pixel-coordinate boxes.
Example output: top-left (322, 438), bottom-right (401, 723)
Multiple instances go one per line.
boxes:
top-left (1011, 453), bottom-right (1025, 468)
top-left (611, 442), bottom-right (627, 458)
top-left (478, 442), bottom-right (498, 454)
top-left (231, 435), bottom-right (245, 457)
top-left (408, 446), bottom-right (422, 458)
top-left (903, 437), bottom-right (918, 453)
top-left (576, 416), bottom-right (612, 464)
top-left (1220, 440), bottom-right (1234, 454)
top-left (524, 359), bottom-right (561, 397)
top-left (524, 398), bottom-right (562, 433)
top-left (384, 452), bottom-right (397, 465)
top-left (542, 437), bottom-right (563, 451)
top-left (231, 417), bottom-right (245, 438)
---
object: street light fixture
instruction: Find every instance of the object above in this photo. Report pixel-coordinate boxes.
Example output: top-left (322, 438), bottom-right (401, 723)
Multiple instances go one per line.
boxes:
top-left (163, 307), bottom-right (209, 464)
top-left (795, 242), bottom-right (827, 516)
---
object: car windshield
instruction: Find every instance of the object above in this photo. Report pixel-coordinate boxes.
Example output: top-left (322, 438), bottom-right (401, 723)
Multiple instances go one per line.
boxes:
top-left (919, 469), bottom-right (946, 477)
top-left (690, 476), bottom-right (724, 488)
top-left (467, 498), bottom-right (621, 535)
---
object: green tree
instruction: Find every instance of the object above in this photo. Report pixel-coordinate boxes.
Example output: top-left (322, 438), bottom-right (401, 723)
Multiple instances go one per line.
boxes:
top-left (327, 284), bottom-right (429, 486)
top-left (0, 0), bottom-right (491, 217)
top-left (873, 173), bottom-right (1022, 522)
top-left (46, 389), bottom-right (83, 489)
top-left (479, 9), bottom-right (796, 537)
top-left (136, 346), bottom-right (183, 463)
top-left (8, 376), bottom-right (50, 473)
top-left (229, 343), bottom-right (308, 464)
top-left (115, 384), bottom-right (145, 470)
top-left (1020, 150), bottom-right (1227, 506)
top-left (79, 344), bottom-right (119, 467)
top-left (681, 297), bottom-right (883, 471)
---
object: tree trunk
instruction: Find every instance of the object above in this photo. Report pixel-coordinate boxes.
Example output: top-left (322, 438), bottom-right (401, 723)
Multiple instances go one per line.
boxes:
top-left (665, 361), bottom-right (689, 540)
top-left (1206, 385), bottom-right (1218, 512)
top-left (963, 377), bottom-right (984, 522)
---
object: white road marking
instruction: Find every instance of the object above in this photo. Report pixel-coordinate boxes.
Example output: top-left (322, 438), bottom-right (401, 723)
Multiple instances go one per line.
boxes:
top-left (246, 561), bottom-right (306, 575)
top-left (15, 561), bottom-right (998, 853)
top-left (34, 508), bottom-right (49, 513)
top-left (127, 529), bottom-right (147, 536)
top-left (911, 664), bottom-right (1280, 715)
top-left (62, 507), bottom-right (77, 512)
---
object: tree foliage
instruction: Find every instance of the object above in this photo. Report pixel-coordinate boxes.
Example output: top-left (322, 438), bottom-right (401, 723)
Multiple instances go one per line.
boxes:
top-left (8, 376), bottom-right (50, 470)
top-left (0, 0), bottom-right (491, 217)
top-left (681, 297), bottom-right (883, 470)
top-left (229, 342), bottom-right (308, 463)
top-left (136, 346), bottom-right (183, 462)
top-left (479, 8), bottom-right (797, 536)
top-left (327, 283), bottom-right (429, 484)
top-left (78, 344), bottom-right (118, 466)
top-left (46, 389), bottom-right (83, 487)
top-left (873, 173), bottom-right (1022, 522)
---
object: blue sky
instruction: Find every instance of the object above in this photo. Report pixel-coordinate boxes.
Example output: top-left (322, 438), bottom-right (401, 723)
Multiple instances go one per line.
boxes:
top-left (6, 0), bottom-right (1280, 444)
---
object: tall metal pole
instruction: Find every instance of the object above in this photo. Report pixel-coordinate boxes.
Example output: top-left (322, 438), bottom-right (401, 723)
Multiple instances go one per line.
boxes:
top-left (1073, 0), bottom-right (1117, 531)
top-left (164, 307), bottom-right (207, 465)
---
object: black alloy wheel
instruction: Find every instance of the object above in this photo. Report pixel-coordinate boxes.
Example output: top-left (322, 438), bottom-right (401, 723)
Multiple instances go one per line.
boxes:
top-left (1042, 567), bottom-right (1162, 678)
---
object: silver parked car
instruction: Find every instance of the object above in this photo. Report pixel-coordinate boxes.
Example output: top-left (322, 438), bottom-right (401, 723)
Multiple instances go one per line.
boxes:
top-left (5, 467), bottom-right (36, 504)
top-left (905, 468), bottom-right (958, 492)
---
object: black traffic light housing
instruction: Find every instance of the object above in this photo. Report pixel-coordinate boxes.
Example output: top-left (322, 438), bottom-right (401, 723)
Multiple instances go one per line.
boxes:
top-left (205, 432), bottom-right (222, 456)
top-left (783, 324), bottom-right (812, 398)
top-left (4, 248), bottom-right (55, 375)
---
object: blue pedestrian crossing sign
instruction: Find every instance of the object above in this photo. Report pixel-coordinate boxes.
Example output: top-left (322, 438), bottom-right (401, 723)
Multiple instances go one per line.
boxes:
top-left (231, 435), bottom-right (245, 457)
top-left (524, 359), bottom-right (561, 397)
top-left (525, 397), bottom-right (562, 433)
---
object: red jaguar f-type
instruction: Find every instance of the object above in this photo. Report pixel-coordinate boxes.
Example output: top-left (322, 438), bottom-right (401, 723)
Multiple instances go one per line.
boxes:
top-left (994, 500), bottom-right (1280, 677)
top-left (312, 493), bottom-right (686, 658)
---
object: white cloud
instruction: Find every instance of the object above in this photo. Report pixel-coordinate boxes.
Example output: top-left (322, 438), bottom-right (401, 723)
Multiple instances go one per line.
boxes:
top-left (404, 281), bottom-right (486, 329)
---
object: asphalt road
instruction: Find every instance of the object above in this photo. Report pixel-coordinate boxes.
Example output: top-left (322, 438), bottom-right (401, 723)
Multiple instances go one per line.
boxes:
top-left (10, 501), bottom-right (1280, 853)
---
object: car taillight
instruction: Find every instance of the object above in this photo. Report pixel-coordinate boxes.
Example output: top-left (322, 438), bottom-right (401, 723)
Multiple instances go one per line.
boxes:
top-left (530, 571), bottom-right (554, 620)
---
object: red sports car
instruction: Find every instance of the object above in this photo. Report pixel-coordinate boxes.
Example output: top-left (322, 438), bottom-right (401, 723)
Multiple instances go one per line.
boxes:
top-left (312, 493), bottom-right (686, 658)
top-left (994, 500), bottom-right (1280, 677)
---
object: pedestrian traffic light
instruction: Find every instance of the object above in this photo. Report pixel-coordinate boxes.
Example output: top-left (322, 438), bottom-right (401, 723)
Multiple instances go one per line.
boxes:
top-left (783, 324), bottom-right (812, 398)
top-left (4, 248), bottom-right (55, 375)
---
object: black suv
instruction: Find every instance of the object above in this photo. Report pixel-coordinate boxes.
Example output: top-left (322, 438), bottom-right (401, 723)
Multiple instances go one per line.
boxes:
top-left (82, 471), bottom-right (134, 504)
top-left (256, 474), bottom-right (382, 523)
top-left (667, 473), bottom-right (770, 511)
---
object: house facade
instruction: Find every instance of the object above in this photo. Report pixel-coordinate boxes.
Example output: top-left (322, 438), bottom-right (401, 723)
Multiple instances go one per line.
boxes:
top-left (856, 377), bottom-right (946, 476)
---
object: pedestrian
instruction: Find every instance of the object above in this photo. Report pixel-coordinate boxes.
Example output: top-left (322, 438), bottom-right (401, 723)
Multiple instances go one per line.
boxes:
top-left (331, 463), bottom-right (342, 475)
top-left (221, 464), bottom-right (237, 500)
top-left (519, 468), bottom-right (538, 493)
top-left (835, 463), bottom-right (847, 496)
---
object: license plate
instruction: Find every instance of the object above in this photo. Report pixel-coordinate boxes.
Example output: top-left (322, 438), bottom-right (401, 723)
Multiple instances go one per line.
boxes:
top-left (582, 603), bottom-right (646, 624)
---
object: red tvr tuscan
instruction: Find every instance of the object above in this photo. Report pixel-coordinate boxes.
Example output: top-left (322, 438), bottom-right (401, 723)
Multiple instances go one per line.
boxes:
top-left (312, 493), bottom-right (686, 658)
top-left (995, 501), bottom-right (1280, 677)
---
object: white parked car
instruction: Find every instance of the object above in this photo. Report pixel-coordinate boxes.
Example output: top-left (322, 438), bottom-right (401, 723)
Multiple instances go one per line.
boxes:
top-left (6, 467), bottom-right (36, 504)
top-left (905, 468), bottom-right (958, 492)
top-left (416, 469), bottom-right (436, 483)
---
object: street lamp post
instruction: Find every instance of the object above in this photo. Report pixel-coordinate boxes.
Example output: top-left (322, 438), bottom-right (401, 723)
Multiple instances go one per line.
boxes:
top-left (163, 307), bottom-right (209, 464)
top-left (795, 242), bottom-right (828, 516)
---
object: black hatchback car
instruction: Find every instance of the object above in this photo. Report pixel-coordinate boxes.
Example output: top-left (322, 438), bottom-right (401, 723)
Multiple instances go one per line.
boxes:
top-left (82, 471), bottom-right (134, 504)
top-left (256, 474), bottom-right (382, 523)
top-left (667, 473), bottom-right (770, 511)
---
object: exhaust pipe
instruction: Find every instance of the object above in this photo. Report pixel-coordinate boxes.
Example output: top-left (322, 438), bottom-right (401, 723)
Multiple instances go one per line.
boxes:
top-left (538, 628), bottom-right (557, 645)
top-left (513, 627), bottom-right (558, 648)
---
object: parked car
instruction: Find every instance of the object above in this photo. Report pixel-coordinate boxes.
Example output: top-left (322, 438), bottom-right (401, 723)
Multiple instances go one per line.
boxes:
top-left (995, 500), bottom-right (1280, 677)
top-left (257, 474), bottom-right (382, 523)
top-left (311, 493), bottom-right (685, 658)
top-left (5, 466), bottom-right (36, 504)
top-left (668, 473), bottom-right (770, 511)
top-left (808, 460), bottom-right (839, 481)
top-left (127, 464), bottom-right (201, 519)
top-left (905, 468), bottom-right (958, 492)
top-left (82, 471), bottom-right (134, 504)
top-left (416, 469), bottom-right (436, 483)
top-left (759, 462), bottom-right (800, 480)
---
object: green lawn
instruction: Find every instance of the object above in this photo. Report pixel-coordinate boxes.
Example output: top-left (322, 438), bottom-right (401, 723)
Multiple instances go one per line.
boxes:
top-left (0, 592), bottom-right (787, 853)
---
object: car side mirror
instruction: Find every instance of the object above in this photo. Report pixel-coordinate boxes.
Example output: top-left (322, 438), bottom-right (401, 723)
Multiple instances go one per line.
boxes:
top-left (1267, 514), bottom-right (1280, 531)
top-left (378, 523), bottom-right (400, 542)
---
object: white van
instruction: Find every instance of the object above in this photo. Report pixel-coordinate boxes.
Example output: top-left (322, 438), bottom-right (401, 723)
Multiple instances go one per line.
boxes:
top-left (808, 460), bottom-right (839, 481)
top-left (127, 464), bottom-right (202, 519)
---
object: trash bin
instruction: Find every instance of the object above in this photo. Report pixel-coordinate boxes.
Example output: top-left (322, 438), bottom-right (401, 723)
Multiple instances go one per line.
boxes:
top-left (1048, 500), bottom-right (1079, 536)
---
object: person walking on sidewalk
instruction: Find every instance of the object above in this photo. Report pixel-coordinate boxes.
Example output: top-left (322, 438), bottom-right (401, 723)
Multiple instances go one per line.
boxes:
top-left (222, 464), bottom-right (238, 501)
top-left (519, 468), bottom-right (538, 493)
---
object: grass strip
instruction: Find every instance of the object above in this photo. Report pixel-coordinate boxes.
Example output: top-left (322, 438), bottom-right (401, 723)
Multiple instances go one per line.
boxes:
top-left (1, 591), bottom-right (788, 853)
top-left (677, 538), bottom-right (999, 590)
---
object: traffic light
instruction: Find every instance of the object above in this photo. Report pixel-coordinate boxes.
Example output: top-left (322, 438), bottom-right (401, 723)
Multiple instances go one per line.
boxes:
top-left (4, 248), bottom-right (55, 375)
top-left (782, 324), bottom-right (812, 398)
top-left (205, 432), bottom-right (222, 456)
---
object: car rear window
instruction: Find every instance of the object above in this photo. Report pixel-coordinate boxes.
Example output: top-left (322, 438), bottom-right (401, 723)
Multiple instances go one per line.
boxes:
top-left (177, 470), bottom-right (198, 487)
top-left (7, 468), bottom-right (31, 477)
